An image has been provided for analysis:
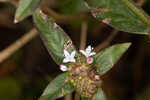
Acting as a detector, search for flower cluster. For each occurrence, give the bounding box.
[59,45,96,71]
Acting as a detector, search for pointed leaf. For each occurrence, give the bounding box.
[33,9,77,64]
[15,0,41,22]
[94,43,131,75]
[39,73,75,100]
[92,88,106,100]
[85,0,150,34]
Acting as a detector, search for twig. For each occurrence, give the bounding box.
[80,21,88,50]
[0,28,38,63]
[0,0,18,7]
[74,92,80,100]
[92,23,107,38]
[94,30,119,52]
[65,93,72,100]
[136,0,145,6]
[0,0,9,2]
[41,6,89,24]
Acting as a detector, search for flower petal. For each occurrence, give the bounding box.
[70,58,76,62]
[89,52,96,56]
[80,50,88,57]
[86,46,92,54]
[71,51,76,58]
[63,58,70,63]
[64,50,70,57]
[86,45,92,51]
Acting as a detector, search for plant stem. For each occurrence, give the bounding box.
[136,0,145,6]
[75,93,81,100]
[80,21,88,50]
[0,28,38,63]
[65,93,72,100]
[92,23,107,38]
[74,21,88,100]
[94,30,119,52]
[0,0,18,7]
[41,6,89,24]
[0,0,9,2]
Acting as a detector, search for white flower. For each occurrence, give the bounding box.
[63,50,76,63]
[80,45,96,58]
[60,65,68,71]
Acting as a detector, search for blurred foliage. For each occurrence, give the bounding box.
[86,0,150,34]
[33,9,131,99]
[57,0,88,15]
[0,0,150,100]
[0,77,21,100]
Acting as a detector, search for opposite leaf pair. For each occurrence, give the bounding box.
[33,9,131,100]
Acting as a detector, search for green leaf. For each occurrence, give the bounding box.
[92,88,106,100]
[15,0,41,23]
[58,0,88,15]
[33,9,77,64]
[94,43,131,75]
[85,0,150,34]
[39,73,75,100]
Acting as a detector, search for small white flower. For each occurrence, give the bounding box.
[60,65,68,71]
[63,50,76,63]
[80,45,96,58]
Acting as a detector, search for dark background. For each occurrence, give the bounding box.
[0,0,150,100]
